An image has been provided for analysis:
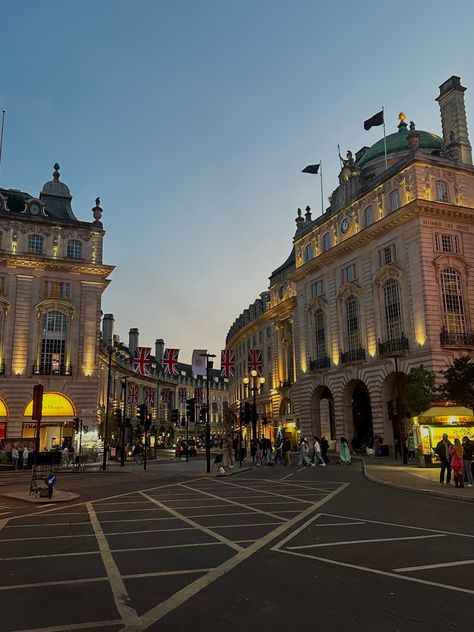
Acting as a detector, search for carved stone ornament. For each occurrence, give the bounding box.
[92,197,103,222]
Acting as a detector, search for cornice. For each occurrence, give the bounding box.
[227,296,296,348]
[1,254,114,277]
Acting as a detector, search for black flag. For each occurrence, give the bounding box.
[364,110,384,131]
[302,164,320,174]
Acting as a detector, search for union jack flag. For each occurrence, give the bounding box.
[128,384,138,405]
[144,387,156,407]
[194,387,203,405]
[163,348,179,376]
[134,347,151,376]
[161,388,172,404]
[178,387,187,404]
[248,348,263,376]
[220,349,235,378]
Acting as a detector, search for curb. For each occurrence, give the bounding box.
[3,490,80,504]
[360,458,474,503]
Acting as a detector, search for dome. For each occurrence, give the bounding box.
[41,163,71,198]
[357,122,442,167]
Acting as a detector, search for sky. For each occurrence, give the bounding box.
[1,0,474,364]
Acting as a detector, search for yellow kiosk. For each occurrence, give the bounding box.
[412,405,474,465]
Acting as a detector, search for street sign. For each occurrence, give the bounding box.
[45,474,57,486]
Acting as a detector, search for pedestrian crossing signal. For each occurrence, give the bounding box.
[199,405,207,423]
[171,409,179,425]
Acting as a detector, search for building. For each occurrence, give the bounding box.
[0,163,114,450]
[98,316,228,451]
[225,75,474,452]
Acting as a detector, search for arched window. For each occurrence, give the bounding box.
[441,268,466,333]
[280,398,292,416]
[305,243,313,262]
[363,205,375,228]
[67,239,82,259]
[314,308,326,360]
[345,295,360,352]
[384,279,402,340]
[436,181,449,203]
[28,234,44,255]
[322,232,331,252]
[40,311,68,375]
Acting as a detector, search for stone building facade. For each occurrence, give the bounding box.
[225,76,474,450]
[0,164,113,449]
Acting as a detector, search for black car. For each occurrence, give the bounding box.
[175,440,197,457]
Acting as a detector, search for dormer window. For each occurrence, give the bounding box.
[436,181,449,203]
[67,239,82,259]
[389,189,400,213]
[27,234,44,255]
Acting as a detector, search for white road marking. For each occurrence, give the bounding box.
[86,502,141,628]
[280,473,293,480]
[9,619,123,632]
[394,559,474,573]
[287,534,445,550]
[297,468,305,472]
[209,479,322,505]
[0,576,107,590]
[313,521,366,527]
[123,568,214,579]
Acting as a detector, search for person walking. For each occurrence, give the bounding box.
[11,446,19,470]
[223,434,233,469]
[133,443,142,465]
[298,437,314,466]
[461,436,473,487]
[338,437,351,465]
[406,433,416,462]
[449,438,464,488]
[312,436,326,466]
[320,436,329,464]
[22,446,29,469]
[282,436,291,466]
[435,433,452,485]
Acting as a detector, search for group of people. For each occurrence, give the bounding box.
[435,434,474,488]
[298,436,331,466]
[10,445,30,469]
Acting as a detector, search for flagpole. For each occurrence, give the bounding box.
[319,160,324,215]
[383,106,388,170]
[0,110,5,180]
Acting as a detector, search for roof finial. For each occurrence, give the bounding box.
[53,163,60,181]
[93,196,103,223]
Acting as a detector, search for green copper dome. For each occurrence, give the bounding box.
[357,122,442,167]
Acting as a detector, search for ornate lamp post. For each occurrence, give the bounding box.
[243,370,265,441]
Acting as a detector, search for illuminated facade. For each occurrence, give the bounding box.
[0,164,113,449]
[226,76,474,450]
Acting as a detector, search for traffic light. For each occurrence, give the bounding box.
[186,398,195,422]
[137,403,147,424]
[83,425,89,433]
[114,408,122,424]
[244,402,251,423]
[199,405,207,423]
[181,416,186,427]
[171,409,179,425]
[73,418,80,433]
[145,415,151,430]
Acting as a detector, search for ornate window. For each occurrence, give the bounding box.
[67,239,82,259]
[363,205,375,228]
[40,311,68,375]
[311,279,324,298]
[27,234,44,255]
[435,233,459,254]
[389,189,400,213]
[436,180,449,203]
[322,232,331,252]
[440,268,466,334]
[43,280,70,299]
[384,279,402,340]
[314,308,326,360]
[342,263,357,283]
[345,295,360,352]
[378,243,397,266]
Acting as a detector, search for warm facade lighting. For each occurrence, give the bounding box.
[24,392,75,417]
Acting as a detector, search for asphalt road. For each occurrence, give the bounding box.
[0,460,472,632]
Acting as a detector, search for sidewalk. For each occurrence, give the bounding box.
[360,456,474,502]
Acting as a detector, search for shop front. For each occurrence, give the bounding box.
[0,399,7,448]
[23,392,76,451]
[412,406,474,466]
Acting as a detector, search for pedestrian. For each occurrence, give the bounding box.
[255,444,263,466]
[435,433,452,486]
[338,437,351,465]
[274,435,283,464]
[406,433,416,462]
[265,437,273,464]
[232,436,239,463]
[320,436,329,464]
[449,438,464,489]
[282,436,291,466]
[22,446,29,469]
[461,436,473,487]
[298,437,314,466]
[250,438,257,463]
[133,443,142,465]
[223,434,233,469]
[312,436,326,466]
[11,446,19,469]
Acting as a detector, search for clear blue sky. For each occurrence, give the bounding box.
[2,1,474,363]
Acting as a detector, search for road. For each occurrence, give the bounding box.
[0,459,472,632]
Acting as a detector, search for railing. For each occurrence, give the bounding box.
[340,348,366,364]
[378,335,409,355]
[309,356,331,371]
[33,364,73,376]
[440,328,474,347]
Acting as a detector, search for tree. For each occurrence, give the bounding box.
[405,365,438,416]
[440,355,474,408]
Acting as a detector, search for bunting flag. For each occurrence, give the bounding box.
[128,384,138,405]
[144,387,156,407]
[163,348,180,376]
[191,349,207,376]
[178,387,187,404]
[194,387,203,405]
[248,348,263,376]
[161,388,172,404]
[212,402,218,414]
[364,110,384,130]
[220,349,236,378]
[134,347,151,375]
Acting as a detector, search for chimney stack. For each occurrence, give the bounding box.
[155,339,165,366]
[102,314,115,346]
[436,76,472,165]
[129,328,139,357]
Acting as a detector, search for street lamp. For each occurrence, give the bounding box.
[243,369,265,441]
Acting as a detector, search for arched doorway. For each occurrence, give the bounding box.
[343,380,373,448]
[278,397,297,449]
[311,386,335,444]
[381,370,407,452]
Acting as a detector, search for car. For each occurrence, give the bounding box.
[175,440,197,457]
